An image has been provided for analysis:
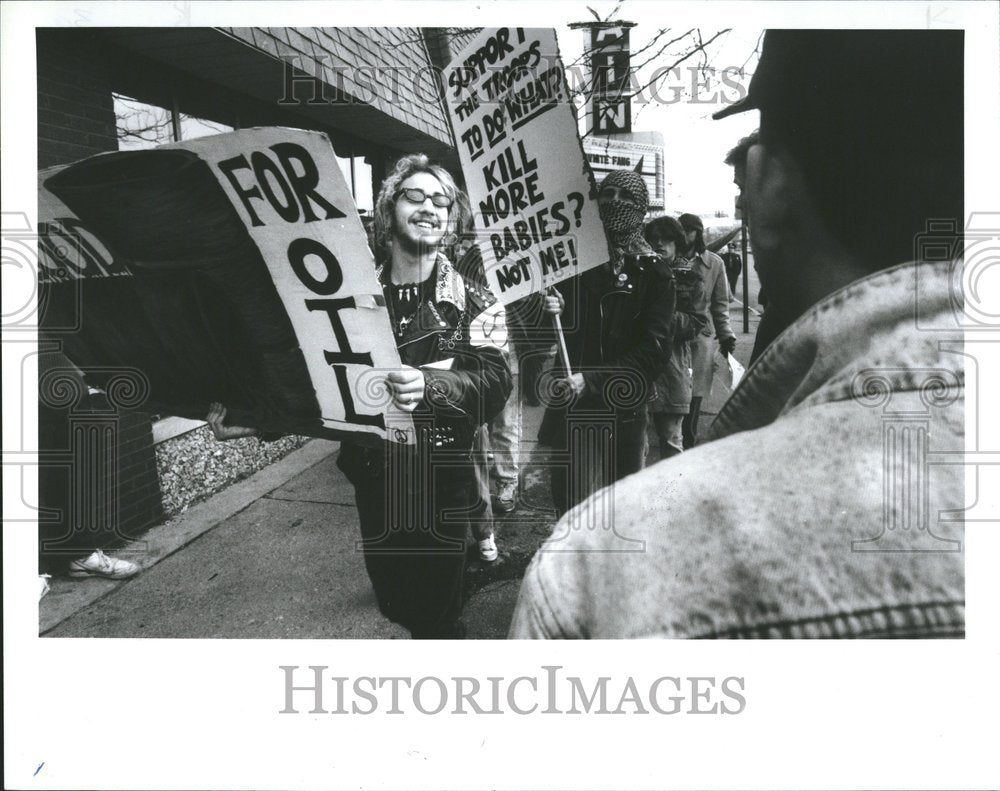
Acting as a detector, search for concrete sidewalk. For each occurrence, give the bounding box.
[41,413,555,639]
[41,300,761,640]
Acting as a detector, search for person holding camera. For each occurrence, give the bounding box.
[677,212,736,448]
[643,216,709,460]
[539,169,676,515]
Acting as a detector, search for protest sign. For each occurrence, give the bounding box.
[445,27,610,304]
[40,128,412,445]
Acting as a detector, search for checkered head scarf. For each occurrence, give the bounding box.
[598,170,651,261]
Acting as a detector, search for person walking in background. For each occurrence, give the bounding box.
[678,212,736,448]
[455,238,554,562]
[721,241,742,297]
[483,293,550,518]
[643,216,708,460]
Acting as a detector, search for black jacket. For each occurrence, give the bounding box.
[383,256,511,431]
[556,253,677,410]
[339,254,511,486]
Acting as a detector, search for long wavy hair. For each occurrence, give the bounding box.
[372,154,471,262]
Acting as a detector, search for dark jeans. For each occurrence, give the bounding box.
[344,446,475,638]
[549,408,648,516]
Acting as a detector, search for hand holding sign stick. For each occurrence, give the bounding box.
[542,286,572,377]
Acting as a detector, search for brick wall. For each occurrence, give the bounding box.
[37,29,117,168]
[37,33,163,553]
[37,364,164,570]
[221,26,455,146]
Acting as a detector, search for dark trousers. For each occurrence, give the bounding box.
[346,448,475,638]
[682,396,703,449]
[549,408,648,516]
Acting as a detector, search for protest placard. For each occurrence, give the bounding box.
[445,27,610,304]
[40,128,412,445]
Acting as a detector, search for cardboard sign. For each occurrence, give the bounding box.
[445,27,610,303]
[40,128,412,445]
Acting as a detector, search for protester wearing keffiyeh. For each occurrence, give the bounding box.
[539,169,676,515]
[597,169,654,266]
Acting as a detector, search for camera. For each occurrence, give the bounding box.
[670,261,702,312]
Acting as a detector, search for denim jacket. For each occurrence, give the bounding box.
[510,260,965,638]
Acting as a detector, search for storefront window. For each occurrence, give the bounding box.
[177,113,234,141]
[114,93,174,150]
[114,93,234,150]
[353,156,374,213]
[335,153,375,214]
[336,154,353,193]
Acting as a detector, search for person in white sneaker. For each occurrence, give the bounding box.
[67,549,141,580]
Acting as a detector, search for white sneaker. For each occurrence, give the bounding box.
[478,535,498,562]
[39,574,52,600]
[67,549,140,580]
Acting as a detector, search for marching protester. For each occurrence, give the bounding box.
[677,212,736,448]
[643,215,708,460]
[539,168,676,515]
[339,154,511,637]
[210,154,511,639]
[485,293,554,516]
[510,29,964,639]
[454,239,550,561]
[721,241,742,298]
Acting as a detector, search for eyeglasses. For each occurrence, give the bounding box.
[395,187,454,209]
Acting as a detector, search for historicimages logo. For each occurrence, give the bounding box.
[279,666,746,716]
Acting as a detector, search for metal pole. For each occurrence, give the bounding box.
[741,217,750,334]
[552,314,573,377]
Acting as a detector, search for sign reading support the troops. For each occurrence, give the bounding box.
[40,128,413,445]
[445,27,610,304]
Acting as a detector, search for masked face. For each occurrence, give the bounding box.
[598,187,645,235]
[597,171,649,247]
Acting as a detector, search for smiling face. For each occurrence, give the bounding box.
[391,172,452,253]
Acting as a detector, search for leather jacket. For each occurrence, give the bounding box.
[556,253,677,410]
[338,255,511,482]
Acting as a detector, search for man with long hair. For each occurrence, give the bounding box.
[339,154,511,638]
[210,154,511,638]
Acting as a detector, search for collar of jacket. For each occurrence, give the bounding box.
[376,252,466,312]
[707,259,963,442]
[693,250,717,269]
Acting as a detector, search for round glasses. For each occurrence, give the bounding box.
[395,187,454,209]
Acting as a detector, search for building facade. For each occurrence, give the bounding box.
[583,131,666,213]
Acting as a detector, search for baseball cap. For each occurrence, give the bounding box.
[713,29,963,126]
